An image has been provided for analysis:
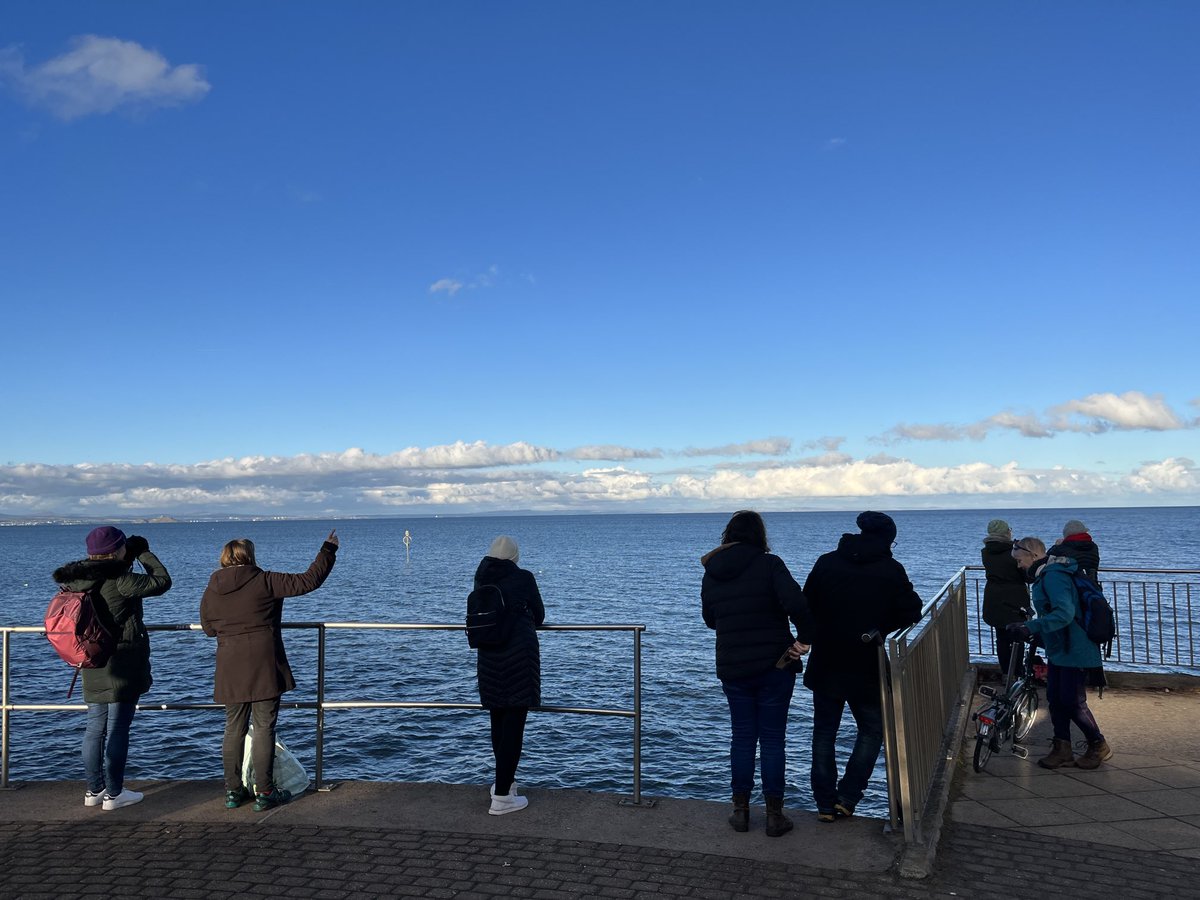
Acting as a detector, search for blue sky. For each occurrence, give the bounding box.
[2,1,1198,517]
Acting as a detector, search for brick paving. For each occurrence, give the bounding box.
[4,818,1200,899]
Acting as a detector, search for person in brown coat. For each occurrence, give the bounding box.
[200,530,339,810]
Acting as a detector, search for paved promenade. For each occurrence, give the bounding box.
[2,684,1199,898]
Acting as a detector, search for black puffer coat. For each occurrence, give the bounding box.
[473,556,545,709]
[981,539,1030,627]
[700,543,813,683]
[51,551,172,704]
[802,533,921,701]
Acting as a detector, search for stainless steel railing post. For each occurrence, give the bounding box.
[2,630,10,789]
[633,627,642,805]
[316,624,326,791]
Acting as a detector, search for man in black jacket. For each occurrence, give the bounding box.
[802,511,921,822]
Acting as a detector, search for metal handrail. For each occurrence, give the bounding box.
[1,621,647,802]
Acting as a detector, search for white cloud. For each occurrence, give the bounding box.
[1,35,210,120]
[683,437,792,457]
[567,445,662,461]
[878,391,1193,444]
[429,278,463,296]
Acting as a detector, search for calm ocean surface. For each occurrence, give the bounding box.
[2,507,1196,814]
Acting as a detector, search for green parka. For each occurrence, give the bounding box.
[51,551,173,703]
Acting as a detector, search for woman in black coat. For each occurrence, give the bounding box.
[472,535,545,815]
[701,511,812,837]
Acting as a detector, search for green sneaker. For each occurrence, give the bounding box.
[225,786,251,809]
[253,786,293,811]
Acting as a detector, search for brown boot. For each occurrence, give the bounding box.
[764,795,793,837]
[1038,737,1076,769]
[1075,738,1113,770]
[728,792,749,832]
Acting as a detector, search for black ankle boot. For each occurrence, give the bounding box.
[728,792,750,832]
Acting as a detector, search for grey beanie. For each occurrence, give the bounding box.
[487,535,519,562]
[986,519,1012,539]
[1063,519,1089,538]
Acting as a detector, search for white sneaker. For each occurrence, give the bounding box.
[489,782,519,798]
[488,792,529,816]
[84,790,105,808]
[102,789,144,811]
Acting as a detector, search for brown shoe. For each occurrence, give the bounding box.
[1075,739,1113,770]
[1037,738,1076,769]
[728,792,750,832]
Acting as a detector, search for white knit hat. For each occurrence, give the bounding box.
[1063,519,1089,538]
[487,535,519,562]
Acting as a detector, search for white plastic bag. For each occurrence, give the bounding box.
[242,724,311,796]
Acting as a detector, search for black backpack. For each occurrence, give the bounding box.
[1072,573,1116,658]
[465,584,508,649]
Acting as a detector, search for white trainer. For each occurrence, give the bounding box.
[84,790,104,808]
[102,789,144,811]
[488,792,529,816]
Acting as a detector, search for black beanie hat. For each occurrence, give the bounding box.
[856,510,897,543]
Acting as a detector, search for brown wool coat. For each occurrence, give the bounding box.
[199,542,337,704]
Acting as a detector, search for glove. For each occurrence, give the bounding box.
[1005,622,1033,642]
[124,535,150,559]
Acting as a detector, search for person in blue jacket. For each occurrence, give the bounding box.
[1007,536,1112,770]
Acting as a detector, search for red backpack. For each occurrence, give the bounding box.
[44,586,115,698]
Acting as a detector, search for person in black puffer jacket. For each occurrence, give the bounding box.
[701,511,813,837]
[981,518,1031,676]
[803,511,921,823]
[473,535,545,815]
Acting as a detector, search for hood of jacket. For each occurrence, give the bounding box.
[476,555,518,584]
[834,532,893,565]
[52,557,129,587]
[982,538,1014,555]
[206,565,265,595]
[1033,554,1079,583]
[701,542,764,581]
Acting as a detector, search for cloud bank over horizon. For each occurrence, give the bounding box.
[2,441,1196,519]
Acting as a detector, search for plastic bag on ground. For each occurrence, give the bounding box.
[242,724,311,796]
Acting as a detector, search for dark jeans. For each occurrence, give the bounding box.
[994,627,1025,680]
[83,701,137,796]
[810,690,884,813]
[1046,664,1103,744]
[223,697,281,792]
[720,666,796,798]
[490,706,528,796]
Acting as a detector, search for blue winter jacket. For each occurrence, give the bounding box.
[1025,556,1102,669]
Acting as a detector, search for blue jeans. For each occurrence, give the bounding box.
[721,667,796,798]
[810,690,884,813]
[83,701,137,796]
[1046,664,1103,744]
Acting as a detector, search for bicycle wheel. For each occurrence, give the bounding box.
[973,733,993,772]
[1014,687,1039,742]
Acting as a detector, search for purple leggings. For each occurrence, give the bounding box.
[1046,663,1103,744]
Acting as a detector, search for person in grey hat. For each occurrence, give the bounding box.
[981,519,1031,676]
[1048,519,1101,584]
[801,511,921,823]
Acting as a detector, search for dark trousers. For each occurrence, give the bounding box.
[490,706,528,796]
[1046,664,1103,744]
[810,690,884,813]
[223,697,281,792]
[994,627,1025,679]
[720,666,796,798]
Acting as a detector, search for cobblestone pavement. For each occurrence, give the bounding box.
[4,818,1200,899]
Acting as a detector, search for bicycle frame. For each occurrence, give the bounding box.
[971,640,1041,772]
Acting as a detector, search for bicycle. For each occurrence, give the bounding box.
[971,638,1041,772]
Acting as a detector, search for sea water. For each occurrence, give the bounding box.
[2,507,1195,814]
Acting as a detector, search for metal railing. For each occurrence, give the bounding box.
[965,567,1200,670]
[1,621,648,802]
[882,568,972,843]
